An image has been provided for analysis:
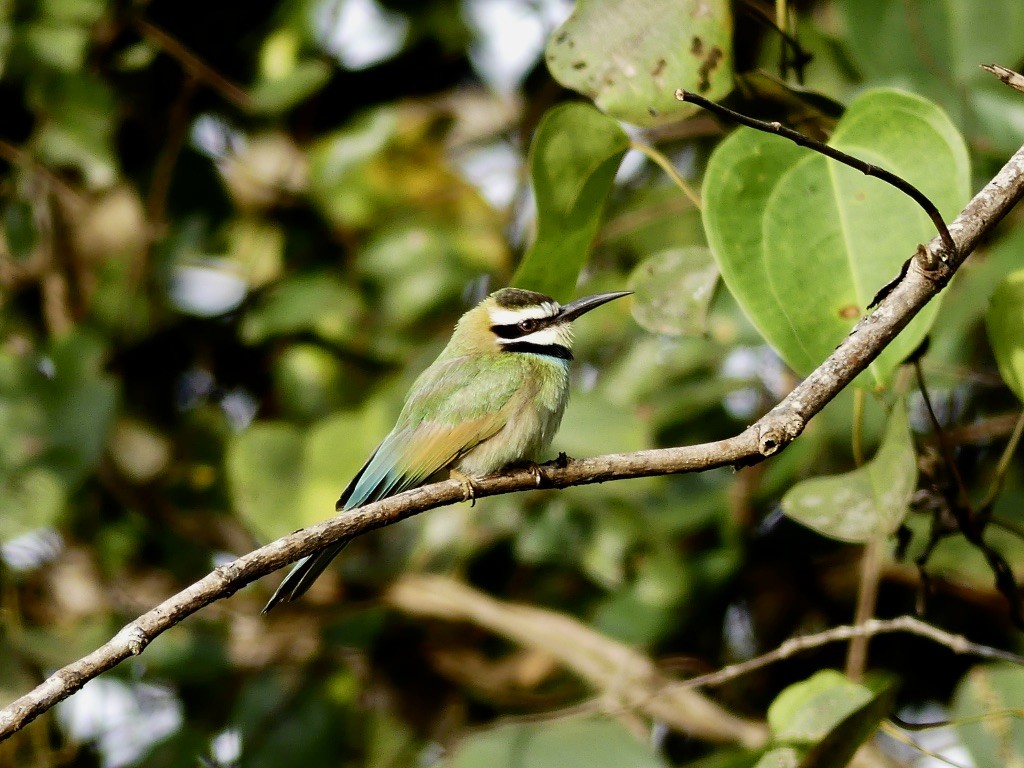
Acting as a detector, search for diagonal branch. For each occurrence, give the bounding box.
[2,144,1024,743]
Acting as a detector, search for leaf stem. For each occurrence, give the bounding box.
[628,140,702,209]
[977,410,1024,518]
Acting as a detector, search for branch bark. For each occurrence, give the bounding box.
[2,143,1024,743]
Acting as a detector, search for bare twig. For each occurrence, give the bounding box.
[977,411,1024,515]
[675,89,957,259]
[134,17,252,111]
[678,615,1024,690]
[846,536,884,681]
[385,575,769,747]
[2,141,1024,743]
[981,64,1024,95]
[915,359,974,516]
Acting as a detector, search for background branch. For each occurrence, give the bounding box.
[2,143,1024,743]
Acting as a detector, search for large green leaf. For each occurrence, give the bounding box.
[512,103,628,300]
[986,268,1024,403]
[757,670,896,768]
[839,0,1024,156]
[445,718,669,768]
[703,89,970,387]
[545,0,733,127]
[781,402,916,543]
[953,664,1024,768]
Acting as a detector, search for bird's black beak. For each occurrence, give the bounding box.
[558,291,632,322]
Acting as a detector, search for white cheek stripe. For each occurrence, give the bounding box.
[488,303,560,326]
[497,325,571,347]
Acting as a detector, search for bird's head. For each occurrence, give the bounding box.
[452,287,631,360]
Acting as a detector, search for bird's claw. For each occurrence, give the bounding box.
[527,461,543,487]
[451,470,478,507]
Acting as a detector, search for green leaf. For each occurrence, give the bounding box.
[512,103,628,300]
[0,466,66,542]
[953,664,1024,768]
[445,718,669,768]
[703,89,970,387]
[838,0,1024,155]
[760,670,896,768]
[2,200,39,260]
[30,72,118,187]
[249,60,332,115]
[781,402,916,543]
[22,23,89,72]
[986,268,1024,404]
[227,402,393,541]
[627,247,719,336]
[0,331,116,542]
[241,273,362,345]
[545,0,733,127]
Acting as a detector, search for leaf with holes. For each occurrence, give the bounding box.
[703,89,970,387]
[545,0,733,127]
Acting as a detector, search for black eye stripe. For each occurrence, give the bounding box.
[490,316,557,339]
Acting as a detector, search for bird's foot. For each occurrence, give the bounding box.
[450,469,479,507]
[526,461,543,487]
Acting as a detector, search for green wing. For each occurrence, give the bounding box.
[340,354,523,510]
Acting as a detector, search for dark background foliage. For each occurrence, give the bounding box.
[2,0,1024,766]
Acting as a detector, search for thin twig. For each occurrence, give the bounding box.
[134,17,252,111]
[977,411,1024,517]
[914,359,974,518]
[2,133,1024,744]
[845,536,883,681]
[914,362,1024,626]
[678,615,1024,690]
[981,64,1024,95]
[880,722,969,768]
[674,90,957,259]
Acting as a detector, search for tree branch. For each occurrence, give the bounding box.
[2,143,1024,743]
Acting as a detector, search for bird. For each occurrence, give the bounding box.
[263,286,631,612]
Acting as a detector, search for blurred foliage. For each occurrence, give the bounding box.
[1,1,1024,767]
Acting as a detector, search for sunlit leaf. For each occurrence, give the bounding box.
[249,60,332,115]
[446,718,669,768]
[241,273,362,345]
[628,247,719,336]
[953,664,1024,768]
[986,268,1024,403]
[839,0,1024,155]
[545,0,733,127]
[782,402,916,543]
[227,401,393,541]
[758,670,895,768]
[513,103,628,300]
[703,89,970,387]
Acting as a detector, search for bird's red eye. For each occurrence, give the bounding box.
[519,318,537,332]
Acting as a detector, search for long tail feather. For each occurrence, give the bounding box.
[262,540,349,613]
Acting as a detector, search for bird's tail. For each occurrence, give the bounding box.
[262,540,349,613]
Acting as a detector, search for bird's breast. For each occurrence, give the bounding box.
[455,357,569,476]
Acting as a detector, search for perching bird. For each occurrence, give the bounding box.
[263,287,631,612]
